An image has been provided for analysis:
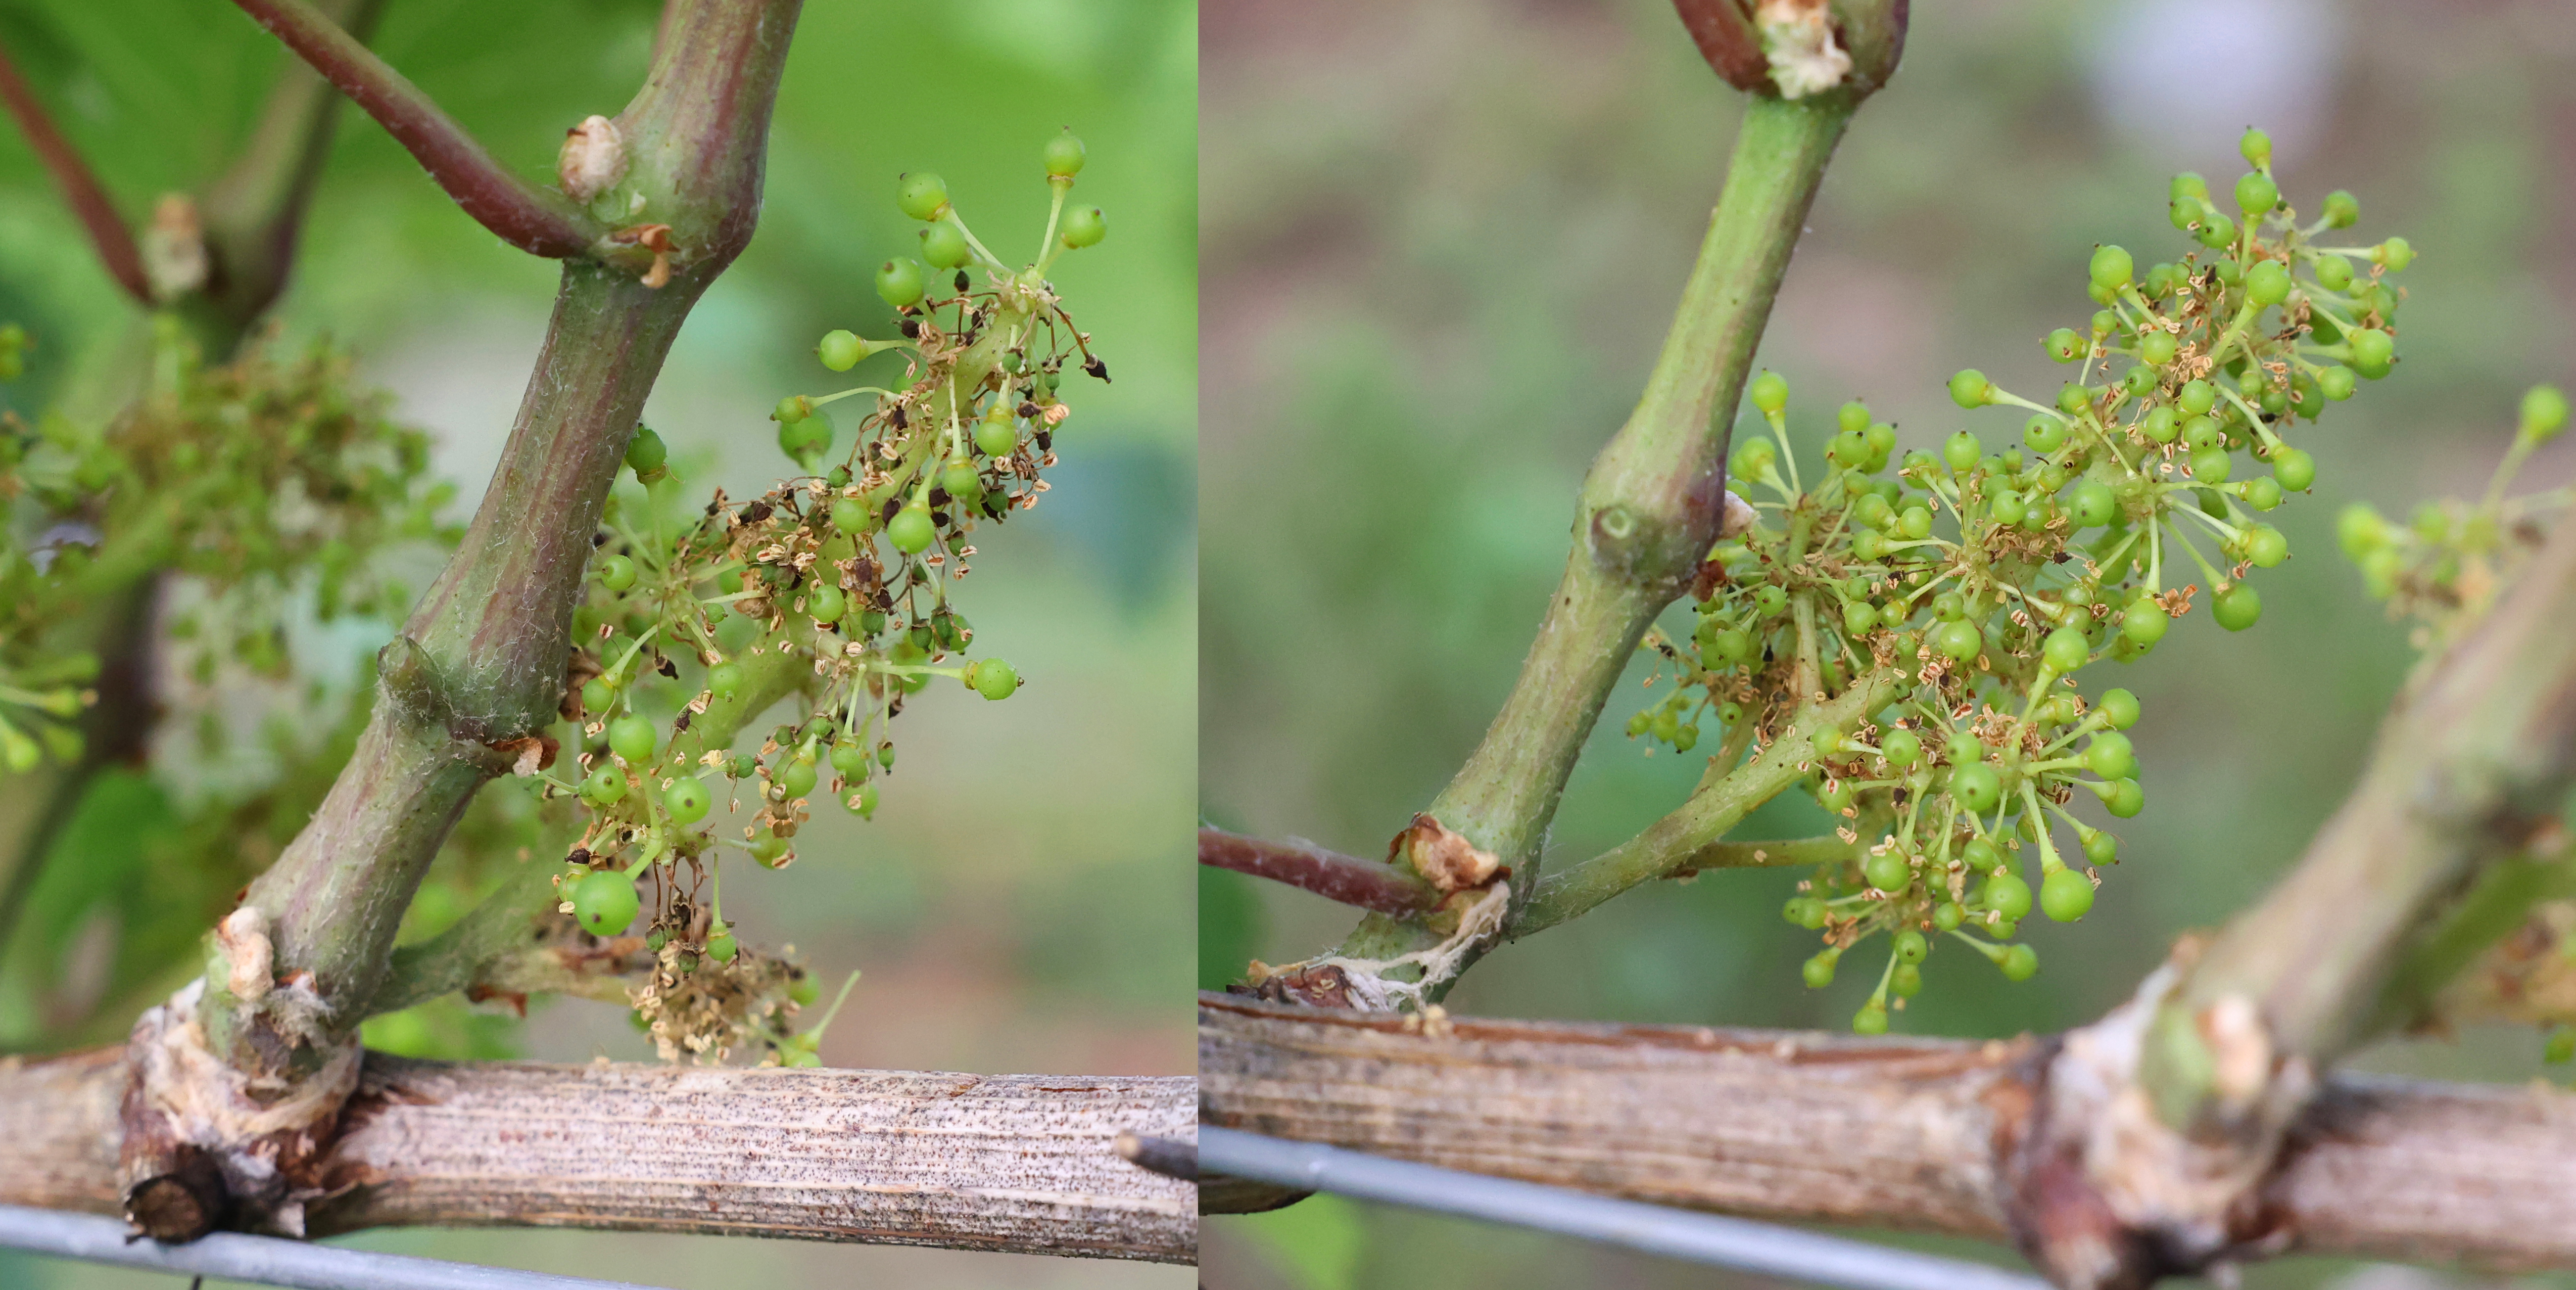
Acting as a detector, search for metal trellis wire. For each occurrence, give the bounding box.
[0,1204,671,1290]
[1200,1127,2052,1290]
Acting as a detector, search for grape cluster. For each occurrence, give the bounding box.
[0,321,450,773]
[2336,384,2568,651]
[1633,128,2411,1032]
[543,133,1109,1062]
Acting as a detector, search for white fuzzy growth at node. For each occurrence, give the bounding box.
[217,907,271,1004]
[1756,0,1851,100]
[558,115,629,204]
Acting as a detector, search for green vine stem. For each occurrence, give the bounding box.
[2141,510,2576,1125]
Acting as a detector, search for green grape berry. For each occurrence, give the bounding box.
[974,411,1018,457]
[1748,371,1788,414]
[2246,525,2289,568]
[666,777,711,824]
[2314,253,2354,292]
[2103,776,2144,818]
[581,677,617,714]
[777,754,819,800]
[707,933,738,964]
[2245,260,2291,308]
[1044,129,1086,177]
[2321,189,2360,228]
[1933,619,1982,665]
[2086,731,2136,780]
[818,330,864,372]
[572,869,640,938]
[920,219,971,269]
[2067,479,2116,529]
[2042,626,2089,674]
[1893,929,1928,963]
[624,425,667,476]
[580,765,628,806]
[596,555,637,593]
[896,172,950,221]
[2082,828,2118,866]
[708,661,745,698]
[1942,431,1982,473]
[1963,838,2003,873]
[1983,871,2032,920]
[807,584,846,624]
[2546,1026,2576,1065]
[1948,370,1994,409]
[1891,962,1924,998]
[2189,444,2231,484]
[968,657,1020,700]
[1851,1003,1889,1035]
[2238,126,2272,169]
[875,257,927,308]
[2178,379,2217,416]
[1864,849,1913,894]
[608,715,656,764]
[2234,171,2278,217]
[2375,237,2414,271]
[1802,949,1840,988]
[2349,328,2395,379]
[830,496,870,534]
[2098,687,2139,730]
[2088,244,2133,292]
[1061,205,1107,249]
[2273,447,2316,491]
[2040,867,2094,922]
[1880,727,1922,769]
[2045,328,2084,363]
[2122,597,2169,646]
[2212,582,2262,631]
[1951,762,2002,813]
[2024,416,2066,454]
[1933,901,1965,932]
[2000,943,2039,981]
[2139,330,2179,366]
[2522,385,2570,443]
[887,502,936,554]
[1783,896,1827,930]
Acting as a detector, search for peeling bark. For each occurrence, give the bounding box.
[1199,994,2576,1270]
[6,1047,1195,1263]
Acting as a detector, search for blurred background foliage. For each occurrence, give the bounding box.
[0,0,1194,1286]
[1200,0,2574,1286]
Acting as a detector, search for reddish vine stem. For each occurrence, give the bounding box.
[0,38,150,302]
[1201,827,1438,916]
[223,0,599,258]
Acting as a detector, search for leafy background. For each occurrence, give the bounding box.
[0,0,1195,1286]
[1200,0,2576,1286]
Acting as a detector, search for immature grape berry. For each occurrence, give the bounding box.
[2045,328,2083,363]
[580,766,628,806]
[974,412,1017,457]
[2314,253,2354,292]
[1933,901,1965,932]
[1843,601,1879,634]
[2521,385,2570,442]
[849,782,879,817]
[1963,838,2003,873]
[2246,525,2289,568]
[2196,213,2236,249]
[2086,732,2136,779]
[2245,260,2291,308]
[2042,626,2089,675]
[818,330,864,372]
[2121,597,2169,646]
[706,934,738,964]
[1783,896,1827,929]
[1043,129,1086,177]
[2212,583,2262,631]
[2272,447,2316,491]
[2024,416,2066,454]
[2138,330,2178,366]
[1892,929,1928,963]
[2067,480,2116,529]
[967,658,1020,700]
[829,496,870,534]
[1802,949,1840,988]
[1851,1003,1889,1036]
[940,456,982,499]
[582,677,617,714]
[624,425,667,476]
[2375,238,2414,271]
[920,219,971,270]
[2000,943,2039,981]
[1951,762,2002,813]
[1864,849,1912,894]
[572,869,640,937]
[1061,205,1107,249]
[2082,828,2118,866]
[2349,328,2395,379]
[1880,727,1922,769]
[807,584,847,624]
[778,755,819,800]
[2234,172,2278,217]
[2321,189,2360,228]
[2179,379,2217,416]
[896,172,950,221]
[1730,436,1777,480]
[1983,871,2032,920]
[2085,245,2133,294]
[875,256,927,308]
[887,502,936,554]
[666,778,712,824]
[1948,370,1995,409]
[708,661,745,698]
[1942,431,1981,472]
[2189,444,2232,484]
[608,715,656,764]
[1748,371,1789,414]
[2238,126,2272,169]
[2104,777,2144,818]
[596,555,637,593]
[2040,867,2094,922]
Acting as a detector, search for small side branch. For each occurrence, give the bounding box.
[223,0,596,258]
[0,38,149,302]
[1201,827,1439,916]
